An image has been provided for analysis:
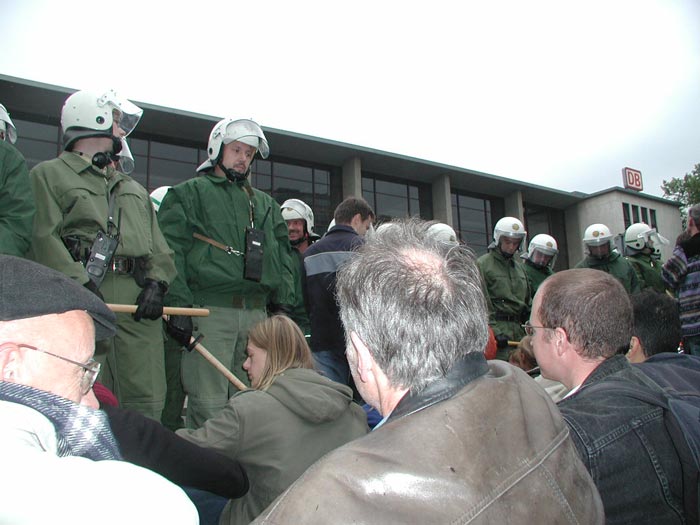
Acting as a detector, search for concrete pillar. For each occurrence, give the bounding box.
[504,190,525,220]
[432,174,453,225]
[342,157,362,198]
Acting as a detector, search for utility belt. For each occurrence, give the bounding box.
[194,292,268,310]
[494,312,528,323]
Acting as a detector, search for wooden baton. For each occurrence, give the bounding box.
[106,304,210,317]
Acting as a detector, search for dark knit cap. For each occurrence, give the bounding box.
[0,255,116,340]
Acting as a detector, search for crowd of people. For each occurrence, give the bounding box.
[1,90,699,524]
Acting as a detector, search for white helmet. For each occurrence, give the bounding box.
[583,223,613,247]
[493,217,526,246]
[526,233,558,268]
[61,89,142,150]
[149,186,171,212]
[624,222,669,252]
[197,118,269,172]
[427,222,458,244]
[0,103,17,144]
[281,198,317,237]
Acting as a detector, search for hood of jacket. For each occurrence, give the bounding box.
[265,368,355,424]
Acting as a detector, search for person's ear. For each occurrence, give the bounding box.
[627,336,646,363]
[349,331,373,383]
[0,343,23,382]
[553,327,569,357]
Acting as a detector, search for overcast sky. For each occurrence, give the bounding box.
[3,0,699,197]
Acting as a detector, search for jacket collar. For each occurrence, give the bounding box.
[681,232,700,258]
[388,352,489,423]
[580,354,629,388]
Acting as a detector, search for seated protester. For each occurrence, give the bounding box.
[529,268,687,524]
[0,255,197,524]
[627,289,682,363]
[176,315,368,525]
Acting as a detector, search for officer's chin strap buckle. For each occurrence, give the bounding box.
[185,333,204,353]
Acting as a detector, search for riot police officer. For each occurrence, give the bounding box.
[28,89,176,420]
[477,217,531,360]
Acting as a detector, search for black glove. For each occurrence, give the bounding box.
[133,279,166,321]
[166,315,194,347]
[84,280,104,301]
[267,303,293,316]
[495,334,510,350]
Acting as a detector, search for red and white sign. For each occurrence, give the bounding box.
[622,167,643,191]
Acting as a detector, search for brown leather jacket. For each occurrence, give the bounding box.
[252,354,604,524]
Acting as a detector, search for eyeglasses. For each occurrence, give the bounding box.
[16,344,100,395]
[521,322,556,337]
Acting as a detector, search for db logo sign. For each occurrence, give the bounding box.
[622,167,643,191]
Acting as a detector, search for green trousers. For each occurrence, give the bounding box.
[95,272,166,421]
[161,330,186,431]
[181,305,267,429]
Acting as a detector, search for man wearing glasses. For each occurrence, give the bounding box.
[528,268,688,524]
[0,254,198,524]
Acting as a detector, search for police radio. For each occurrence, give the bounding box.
[85,208,121,288]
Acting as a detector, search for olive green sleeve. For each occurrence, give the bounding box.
[157,188,195,306]
[0,143,35,257]
[28,167,89,283]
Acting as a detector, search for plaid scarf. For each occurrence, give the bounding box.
[0,381,122,461]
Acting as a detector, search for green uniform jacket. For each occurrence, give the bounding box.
[157,174,295,307]
[477,249,531,341]
[626,253,665,293]
[522,260,554,298]
[176,368,368,525]
[28,152,175,285]
[575,249,641,294]
[0,140,35,256]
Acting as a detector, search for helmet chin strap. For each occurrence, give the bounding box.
[217,159,249,185]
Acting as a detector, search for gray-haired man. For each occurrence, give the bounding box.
[253,219,603,524]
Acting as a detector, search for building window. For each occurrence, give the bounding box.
[622,203,632,229]
[632,204,640,223]
[451,192,492,255]
[251,160,334,233]
[362,175,422,222]
[623,202,657,230]
[641,207,649,225]
[12,118,61,169]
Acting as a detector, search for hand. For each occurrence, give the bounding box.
[133,279,166,321]
[268,303,293,316]
[166,315,194,347]
[495,334,510,350]
[84,280,104,301]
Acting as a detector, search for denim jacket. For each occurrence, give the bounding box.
[558,355,685,524]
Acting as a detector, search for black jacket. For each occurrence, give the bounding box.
[104,404,249,499]
[302,225,363,354]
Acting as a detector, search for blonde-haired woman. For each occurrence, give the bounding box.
[177,315,368,525]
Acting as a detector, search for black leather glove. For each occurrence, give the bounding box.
[495,334,510,350]
[267,303,293,316]
[133,279,166,321]
[166,315,194,347]
[84,280,104,301]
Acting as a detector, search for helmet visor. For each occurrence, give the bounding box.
[221,119,269,159]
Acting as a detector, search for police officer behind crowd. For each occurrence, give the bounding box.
[521,233,558,296]
[158,118,296,429]
[0,103,35,257]
[575,223,640,294]
[281,198,319,336]
[27,89,176,421]
[477,217,531,360]
[624,222,668,293]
